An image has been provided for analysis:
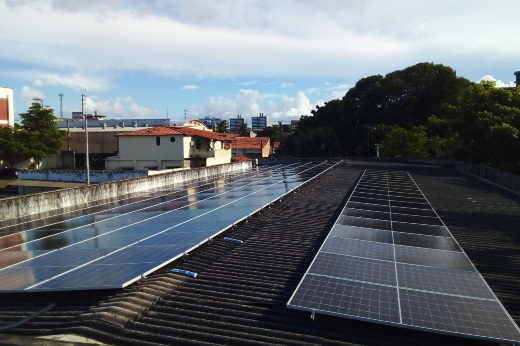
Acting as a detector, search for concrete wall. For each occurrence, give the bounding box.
[40,151,75,169]
[17,170,148,183]
[1,161,251,220]
[56,118,170,129]
[455,161,520,194]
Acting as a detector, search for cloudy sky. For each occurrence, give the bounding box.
[0,0,518,124]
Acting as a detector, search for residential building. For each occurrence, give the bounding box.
[290,119,300,130]
[198,116,221,130]
[105,124,233,170]
[229,115,245,132]
[230,136,270,158]
[0,87,14,128]
[251,113,269,131]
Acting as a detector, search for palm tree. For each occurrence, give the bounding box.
[238,123,251,136]
[216,120,229,133]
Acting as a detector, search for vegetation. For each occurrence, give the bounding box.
[215,120,229,133]
[0,98,65,168]
[238,123,251,137]
[292,62,520,173]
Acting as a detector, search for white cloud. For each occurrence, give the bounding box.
[181,85,199,90]
[19,86,45,106]
[281,82,294,88]
[81,96,151,118]
[191,89,318,122]
[30,73,110,91]
[478,75,515,88]
[238,80,258,85]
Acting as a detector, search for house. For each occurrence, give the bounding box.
[105,123,233,170]
[229,136,270,158]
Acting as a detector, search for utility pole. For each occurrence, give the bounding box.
[59,93,64,118]
[367,125,370,158]
[183,109,188,120]
[82,94,90,185]
[278,120,283,141]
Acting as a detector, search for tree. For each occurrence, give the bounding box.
[294,126,341,157]
[256,126,280,143]
[18,98,65,167]
[215,120,229,133]
[439,81,520,172]
[238,122,251,136]
[379,126,430,159]
[0,126,45,168]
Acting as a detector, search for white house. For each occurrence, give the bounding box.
[105,122,233,170]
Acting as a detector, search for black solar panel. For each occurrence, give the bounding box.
[288,170,520,344]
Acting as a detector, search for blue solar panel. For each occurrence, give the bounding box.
[0,161,339,292]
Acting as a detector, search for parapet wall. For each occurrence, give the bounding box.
[0,161,251,220]
[455,161,520,195]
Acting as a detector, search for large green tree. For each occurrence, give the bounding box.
[297,62,470,156]
[0,98,65,168]
[0,125,45,168]
[439,81,520,172]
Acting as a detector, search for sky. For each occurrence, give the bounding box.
[0,0,518,125]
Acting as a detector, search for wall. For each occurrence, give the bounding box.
[455,161,520,194]
[119,135,184,161]
[1,161,251,220]
[0,87,14,128]
[40,151,75,169]
[61,131,120,154]
[17,170,148,183]
[56,118,170,129]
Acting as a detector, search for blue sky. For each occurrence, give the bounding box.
[0,0,518,125]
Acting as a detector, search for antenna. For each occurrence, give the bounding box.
[59,93,64,118]
[167,108,169,119]
[183,109,188,120]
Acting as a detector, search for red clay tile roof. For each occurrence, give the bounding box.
[115,126,232,141]
[231,136,270,149]
[273,141,281,148]
[231,156,252,162]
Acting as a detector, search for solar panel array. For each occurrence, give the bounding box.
[0,161,338,292]
[288,170,520,344]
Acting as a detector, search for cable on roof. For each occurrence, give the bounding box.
[224,237,243,244]
[0,303,55,332]
[172,269,197,278]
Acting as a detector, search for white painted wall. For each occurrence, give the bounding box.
[106,134,231,169]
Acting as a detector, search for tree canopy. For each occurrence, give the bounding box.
[0,98,65,168]
[215,120,229,133]
[292,62,520,173]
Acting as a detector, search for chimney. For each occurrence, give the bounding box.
[515,71,520,88]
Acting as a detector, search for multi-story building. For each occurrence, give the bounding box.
[229,115,245,132]
[0,87,14,128]
[199,116,221,130]
[251,113,269,131]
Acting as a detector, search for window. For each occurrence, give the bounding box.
[196,139,201,149]
[156,136,161,146]
[170,137,175,142]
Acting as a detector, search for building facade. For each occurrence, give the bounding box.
[105,125,233,170]
[198,116,221,130]
[229,115,245,132]
[230,136,270,158]
[251,113,269,131]
[0,87,14,128]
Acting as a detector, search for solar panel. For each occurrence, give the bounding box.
[288,170,520,344]
[0,161,339,292]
